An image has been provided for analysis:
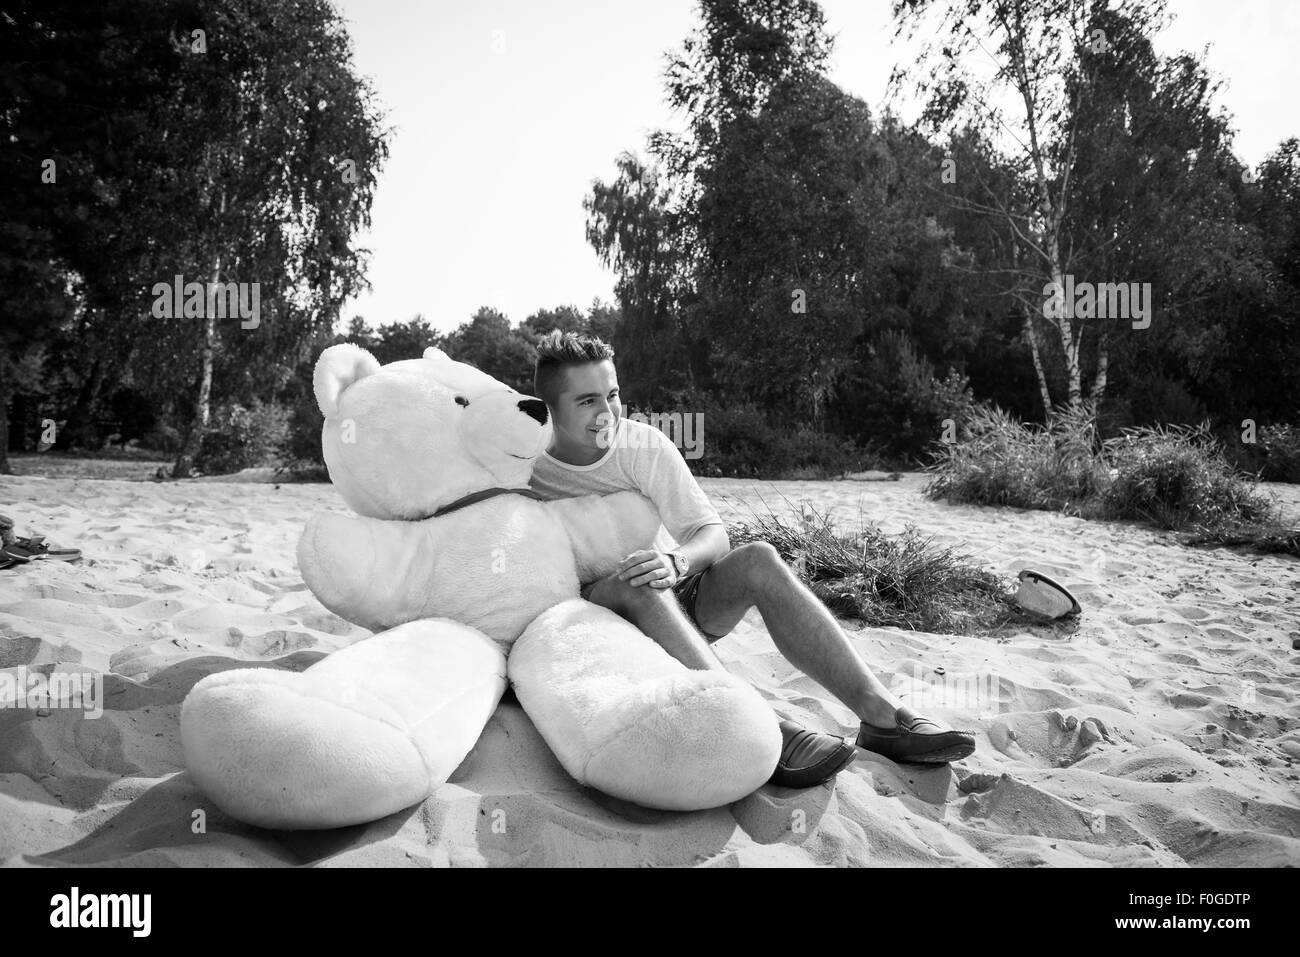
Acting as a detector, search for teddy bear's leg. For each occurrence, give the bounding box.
[181,618,506,830]
[508,599,783,812]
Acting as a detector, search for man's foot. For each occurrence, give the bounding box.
[856,706,976,764]
[768,719,857,789]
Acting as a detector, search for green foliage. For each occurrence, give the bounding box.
[1098,423,1276,530]
[518,305,591,345]
[281,353,327,468]
[0,0,388,476]
[366,316,445,366]
[9,0,1300,492]
[925,402,1106,511]
[584,153,694,407]
[691,401,874,479]
[927,405,1295,555]
[1122,375,1209,429]
[725,497,1024,633]
[1255,425,1300,483]
[140,421,184,456]
[443,308,535,394]
[835,330,975,464]
[196,399,291,475]
[275,301,621,471]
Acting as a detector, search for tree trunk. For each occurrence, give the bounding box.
[1089,338,1109,403]
[0,368,12,476]
[1022,308,1054,416]
[59,351,106,450]
[172,281,218,478]
[1046,243,1082,412]
[172,255,221,479]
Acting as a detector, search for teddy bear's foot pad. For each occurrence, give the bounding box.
[181,618,507,830]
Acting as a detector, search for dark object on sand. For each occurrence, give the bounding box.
[0,514,83,567]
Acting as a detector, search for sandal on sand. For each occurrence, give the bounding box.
[3,535,83,563]
[0,517,83,565]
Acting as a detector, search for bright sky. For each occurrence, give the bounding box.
[332,0,1300,335]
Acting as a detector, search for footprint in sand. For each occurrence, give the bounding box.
[989,710,1117,767]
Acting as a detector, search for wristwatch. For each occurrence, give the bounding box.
[667,551,690,580]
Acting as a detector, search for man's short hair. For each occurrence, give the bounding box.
[533,330,615,405]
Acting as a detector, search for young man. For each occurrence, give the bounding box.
[526,331,976,789]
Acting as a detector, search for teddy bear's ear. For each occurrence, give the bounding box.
[423,346,451,364]
[313,344,380,418]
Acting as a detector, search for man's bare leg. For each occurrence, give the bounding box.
[690,542,906,728]
[585,564,869,785]
[583,573,826,722]
[583,574,726,673]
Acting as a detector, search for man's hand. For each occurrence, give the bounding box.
[617,549,677,589]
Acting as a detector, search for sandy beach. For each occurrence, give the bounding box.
[2,471,1298,867]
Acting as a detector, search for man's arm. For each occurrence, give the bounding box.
[673,521,729,575]
[618,420,729,587]
[617,522,729,588]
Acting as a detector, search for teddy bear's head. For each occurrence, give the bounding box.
[311,344,552,520]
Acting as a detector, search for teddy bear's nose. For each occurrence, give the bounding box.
[518,398,549,425]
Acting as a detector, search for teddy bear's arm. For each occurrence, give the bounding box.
[297,511,443,633]
[543,491,662,584]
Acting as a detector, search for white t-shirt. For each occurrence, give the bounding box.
[527,417,722,555]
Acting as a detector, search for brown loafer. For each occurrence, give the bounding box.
[856,706,976,764]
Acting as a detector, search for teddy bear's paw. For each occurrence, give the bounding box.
[582,670,783,812]
[180,667,431,830]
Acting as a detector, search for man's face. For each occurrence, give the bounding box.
[549,360,621,454]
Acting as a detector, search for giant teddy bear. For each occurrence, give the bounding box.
[180,344,782,829]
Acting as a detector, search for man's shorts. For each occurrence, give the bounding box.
[580,568,728,642]
[671,569,728,642]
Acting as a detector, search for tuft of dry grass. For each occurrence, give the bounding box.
[925,404,1299,558]
[724,493,1032,634]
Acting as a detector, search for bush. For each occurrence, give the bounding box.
[139,421,183,454]
[691,401,876,479]
[834,330,975,465]
[283,383,325,468]
[1098,422,1277,529]
[927,404,1296,555]
[1257,424,1300,483]
[1125,374,1209,428]
[195,399,291,475]
[924,401,1106,511]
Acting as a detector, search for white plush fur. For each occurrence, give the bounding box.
[180,345,780,829]
[180,619,506,829]
[510,600,781,810]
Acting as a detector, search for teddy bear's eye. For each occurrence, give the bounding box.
[454,395,470,407]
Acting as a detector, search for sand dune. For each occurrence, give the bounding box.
[1,472,1297,867]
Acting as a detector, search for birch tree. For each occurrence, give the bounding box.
[892,0,1167,411]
